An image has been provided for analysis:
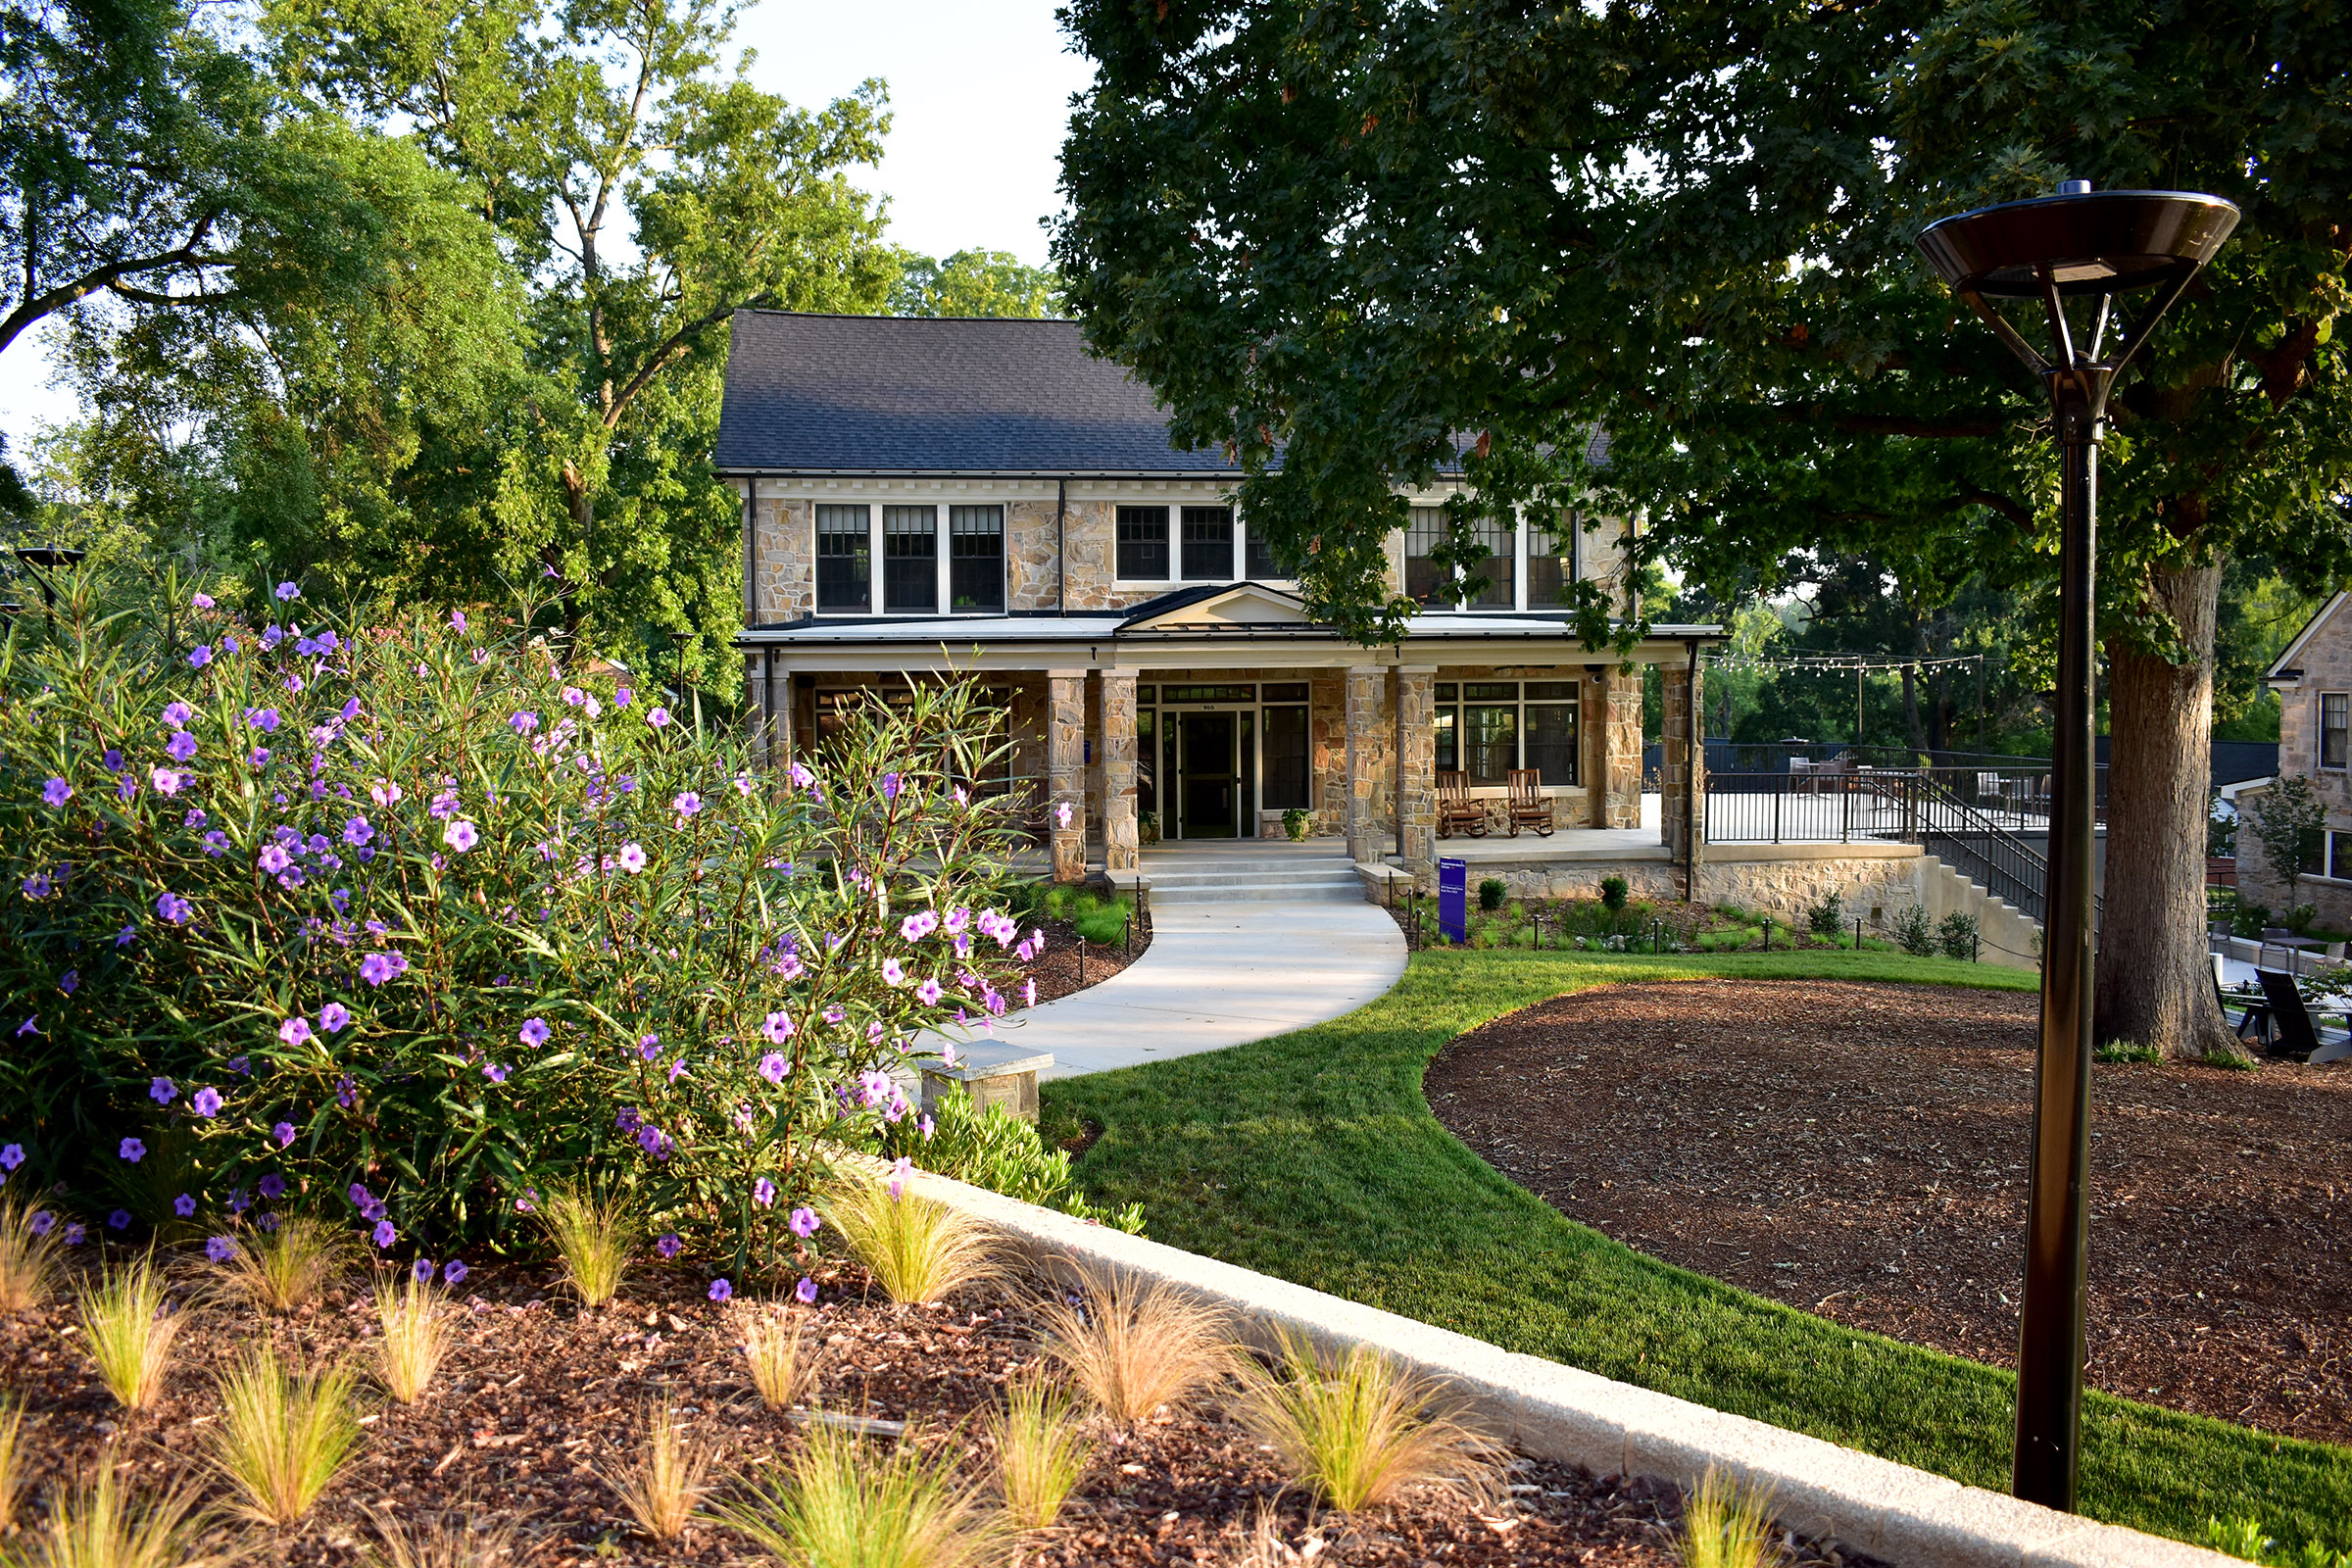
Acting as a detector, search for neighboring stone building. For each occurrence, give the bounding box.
[2244,593,2352,924]
[716,310,1720,883]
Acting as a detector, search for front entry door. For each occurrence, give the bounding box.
[1176,710,1242,839]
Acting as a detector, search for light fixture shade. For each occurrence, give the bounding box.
[1918,189,2239,299]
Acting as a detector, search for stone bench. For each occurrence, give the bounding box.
[919,1051,1054,1123]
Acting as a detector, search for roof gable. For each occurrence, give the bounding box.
[1121,582,1313,628]
[2269,592,2351,680]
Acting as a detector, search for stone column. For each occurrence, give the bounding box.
[1047,667,1089,883]
[1661,658,1704,874]
[1099,670,1139,872]
[1345,665,1387,864]
[1583,664,1609,828]
[1590,665,1642,829]
[1396,668,1437,873]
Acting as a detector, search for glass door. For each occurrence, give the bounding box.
[1174,710,1248,838]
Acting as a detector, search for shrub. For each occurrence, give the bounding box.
[1805,890,1844,939]
[2232,901,2273,940]
[211,1343,364,1525]
[2095,1040,2165,1065]
[1036,1274,1227,1423]
[1477,878,1506,912]
[1937,911,1980,961]
[1892,905,1936,958]
[1599,875,1629,911]
[77,1255,179,1410]
[1282,808,1310,841]
[363,1508,518,1568]
[1072,895,1133,947]
[820,1177,999,1305]
[874,1088,1142,1233]
[0,581,1038,1275]
[1230,1331,1494,1512]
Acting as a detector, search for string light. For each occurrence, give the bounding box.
[1704,652,1986,675]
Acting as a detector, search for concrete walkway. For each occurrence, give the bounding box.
[950,900,1407,1080]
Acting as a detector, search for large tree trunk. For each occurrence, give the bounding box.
[2094,558,2235,1058]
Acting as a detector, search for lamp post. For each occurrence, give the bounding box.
[1917,182,2237,1511]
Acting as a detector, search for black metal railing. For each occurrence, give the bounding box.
[1673,743,2107,825]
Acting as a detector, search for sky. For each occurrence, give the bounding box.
[0,0,1096,452]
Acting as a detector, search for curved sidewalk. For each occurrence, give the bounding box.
[967,900,1407,1079]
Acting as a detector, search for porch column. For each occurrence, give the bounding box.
[1345,664,1387,864]
[1661,657,1706,880]
[1588,664,1642,829]
[1047,667,1088,883]
[1396,667,1436,873]
[1099,670,1139,872]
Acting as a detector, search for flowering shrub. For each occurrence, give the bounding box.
[1,582,1039,1277]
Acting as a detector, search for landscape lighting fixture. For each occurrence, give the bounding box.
[1916,180,2237,1512]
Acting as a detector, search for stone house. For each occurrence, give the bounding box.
[716,309,1721,884]
[2245,593,2352,924]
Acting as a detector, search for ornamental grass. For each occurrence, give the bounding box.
[372,1276,452,1402]
[985,1370,1092,1531]
[1676,1468,1785,1568]
[0,1395,24,1532]
[711,1420,1004,1568]
[821,1178,998,1306]
[602,1396,717,1542]
[210,1215,350,1313]
[361,1507,517,1568]
[209,1344,364,1526]
[76,1255,179,1411]
[1035,1275,1227,1424]
[5,1464,211,1568]
[539,1185,635,1308]
[1229,1331,1495,1512]
[735,1302,806,1410]
[0,1195,63,1314]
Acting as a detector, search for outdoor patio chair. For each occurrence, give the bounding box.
[2211,954,2270,1044]
[1504,769,1554,838]
[2254,969,2352,1065]
[1436,771,1488,839]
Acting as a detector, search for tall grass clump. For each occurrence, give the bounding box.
[603,1397,716,1542]
[986,1371,1091,1531]
[0,1396,25,1532]
[0,575,1040,1272]
[210,1344,364,1525]
[76,1256,179,1411]
[211,1215,349,1312]
[821,1179,998,1306]
[1676,1468,1784,1568]
[540,1185,634,1307]
[0,1196,63,1313]
[735,1303,805,1409]
[362,1507,517,1568]
[713,1422,1003,1568]
[1230,1332,1494,1512]
[6,1464,208,1568]
[1035,1276,1227,1423]
[373,1276,451,1402]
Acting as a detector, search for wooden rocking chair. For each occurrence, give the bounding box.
[1504,768,1554,838]
[1436,771,1487,839]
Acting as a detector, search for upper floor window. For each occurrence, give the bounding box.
[883,506,937,612]
[1181,506,1234,579]
[1117,506,1170,580]
[1406,507,1514,610]
[1528,512,1577,611]
[2323,693,2348,769]
[1246,524,1284,579]
[950,506,1004,612]
[816,505,870,612]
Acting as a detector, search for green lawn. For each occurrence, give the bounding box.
[1042,946,2351,1555]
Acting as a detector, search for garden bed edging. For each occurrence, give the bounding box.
[887,1160,2233,1568]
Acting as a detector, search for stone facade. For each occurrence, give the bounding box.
[750,496,814,621]
[1396,670,1436,870]
[1046,670,1087,882]
[1100,671,1139,871]
[2243,600,2352,923]
[1344,667,1394,863]
[1660,660,1704,868]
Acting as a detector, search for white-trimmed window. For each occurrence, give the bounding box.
[2322,693,2348,769]
[812,502,1005,616]
[1433,680,1579,785]
[1406,506,1577,612]
[1116,502,1257,586]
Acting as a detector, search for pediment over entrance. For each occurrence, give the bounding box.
[1121,582,1313,629]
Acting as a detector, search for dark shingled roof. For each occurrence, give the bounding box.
[714,310,1236,476]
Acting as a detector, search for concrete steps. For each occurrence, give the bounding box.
[1139,845,1365,906]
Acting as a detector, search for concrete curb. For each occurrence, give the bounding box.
[888,1162,2232,1568]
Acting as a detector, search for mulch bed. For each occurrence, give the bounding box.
[1026,908,1151,1006]
[2,1254,1879,1566]
[1425,979,2352,1446]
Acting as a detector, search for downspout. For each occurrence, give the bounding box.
[1685,637,1701,903]
[1392,645,1405,860]
[1054,478,1068,613]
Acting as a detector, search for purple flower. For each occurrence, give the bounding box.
[42,776,71,808]
[188,644,213,668]
[165,729,198,763]
[206,1236,239,1263]
[639,1033,662,1060]
[1056,800,1073,829]
[657,1233,682,1259]
[900,910,938,942]
[443,819,478,854]
[795,1277,817,1304]
[372,1219,396,1248]
[509,710,539,734]
[708,1278,732,1302]
[647,706,672,728]
[0,1145,20,1171]
[789,1206,819,1240]
[672,790,702,816]
[150,765,184,796]
[450,609,467,631]
[320,1002,351,1034]
[915,977,943,1006]
[259,844,293,875]
[753,1177,776,1207]
[19,872,52,900]
[259,1173,286,1199]
[360,951,408,986]
[342,815,372,847]
[617,842,647,873]
[28,1210,55,1236]
[190,592,215,611]
[444,1259,467,1285]
[191,1086,222,1118]
[758,1051,790,1085]
[274,1121,296,1148]
[881,958,905,987]
[120,1138,146,1162]
[249,746,270,766]
[275,580,300,601]
[109,1208,131,1230]
[247,707,281,734]
[278,1016,313,1048]
[518,1017,550,1049]
[58,968,78,996]
[64,1223,85,1246]
[483,1063,509,1083]
[413,1257,436,1283]
[173,1193,196,1217]
[150,1076,177,1104]
[203,830,229,857]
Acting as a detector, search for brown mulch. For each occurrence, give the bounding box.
[1425,979,2352,1446]
[1,1256,1878,1567]
[1025,908,1152,1006]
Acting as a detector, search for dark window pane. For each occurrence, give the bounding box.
[815,505,869,612]
[1162,684,1254,703]
[1435,706,1458,772]
[1406,506,1454,608]
[1117,506,1169,579]
[1528,512,1574,609]
[949,505,1004,612]
[1136,686,1155,704]
[2333,829,2352,882]
[1181,506,1234,579]
[1526,703,1578,785]
[1262,705,1310,809]
[883,506,936,612]
[2324,693,2348,768]
[1138,709,1156,816]
[1434,683,1458,702]
[1464,682,1515,701]
[1246,522,1284,578]
[1261,682,1308,703]
[1465,704,1516,783]
[1526,681,1576,701]
[1465,514,1514,608]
